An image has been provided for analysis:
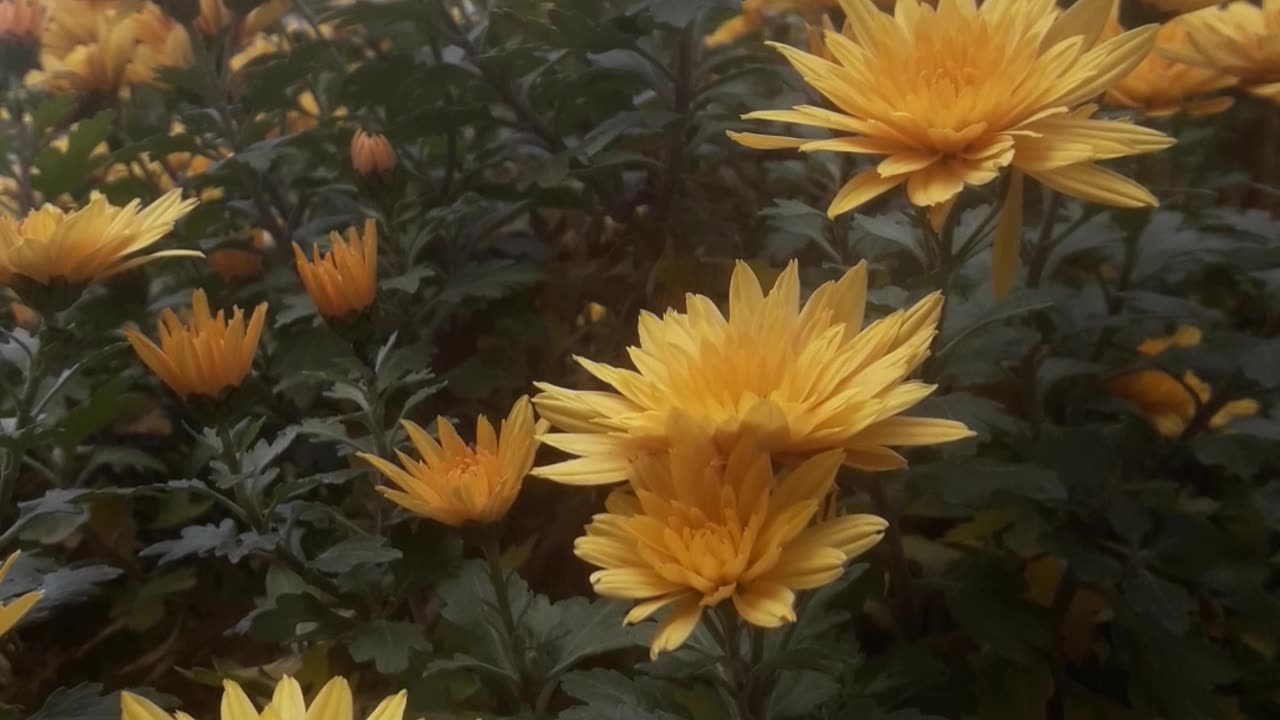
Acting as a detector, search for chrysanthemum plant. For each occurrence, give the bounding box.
[2,0,1279,719]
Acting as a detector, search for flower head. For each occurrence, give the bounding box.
[195,0,291,37]
[1106,326,1260,437]
[292,219,378,320]
[0,551,43,639]
[0,189,199,287]
[126,2,194,87]
[731,0,1175,226]
[122,676,407,720]
[350,131,397,176]
[209,229,272,283]
[1106,16,1236,117]
[577,424,886,658]
[124,288,267,399]
[705,0,836,47]
[35,2,138,95]
[1173,2,1280,102]
[0,0,45,42]
[358,397,545,528]
[533,261,973,485]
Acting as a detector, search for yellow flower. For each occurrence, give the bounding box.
[0,189,199,287]
[0,551,43,639]
[1106,326,1260,437]
[124,288,267,399]
[126,2,193,87]
[228,31,285,73]
[291,219,378,320]
[357,396,545,528]
[209,228,272,283]
[533,261,973,485]
[0,0,45,42]
[36,3,137,94]
[705,0,836,47]
[122,676,407,720]
[731,0,1174,228]
[350,131,397,176]
[1106,17,1237,117]
[1172,2,1280,102]
[576,425,886,658]
[195,0,291,38]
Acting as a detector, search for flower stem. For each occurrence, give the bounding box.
[481,529,520,656]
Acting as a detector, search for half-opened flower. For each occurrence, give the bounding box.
[125,288,267,399]
[358,396,546,528]
[122,676,407,720]
[0,189,199,287]
[577,425,886,658]
[1171,1,1280,102]
[292,219,378,320]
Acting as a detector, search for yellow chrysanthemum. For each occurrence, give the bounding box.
[1171,1,1280,102]
[1106,16,1237,117]
[122,676,406,720]
[533,261,974,485]
[705,0,836,47]
[1106,326,1260,437]
[292,219,378,320]
[124,288,267,399]
[209,229,273,284]
[126,2,193,87]
[731,0,1175,228]
[577,425,886,658]
[195,0,291,38]
[35,2,137,94]
[0,551,43,639]
[350,131,397,176]
[0,189,199,287]
[358,397,546,528]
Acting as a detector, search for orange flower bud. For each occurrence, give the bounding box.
[350,130,396,176]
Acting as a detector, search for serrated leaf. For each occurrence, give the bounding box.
[310,537,401,574]
[346,620,430,674]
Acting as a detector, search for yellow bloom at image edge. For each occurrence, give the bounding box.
[0,551,42,639]
[577,424,886,658]
[125,289,267,399]
[359,396,547,528]
[731,0,1174,226]
[533,260,974,486]
[122,675,406,720]
[1106,326,1259,437]
[0,189,199,286]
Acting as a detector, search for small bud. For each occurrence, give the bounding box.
[350,130,397,177]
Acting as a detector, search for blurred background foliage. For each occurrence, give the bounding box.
[1,0,1279,718]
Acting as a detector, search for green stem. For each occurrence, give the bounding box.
[867,477,915,640]
[481,530,521,665]
[1025,190,1062,289]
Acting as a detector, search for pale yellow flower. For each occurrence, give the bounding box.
[577,424,886,658]
[292,219,377,320]
[533,261,973,485]
[358,397,546,528]
[126,2,193,87]
[1106,16,1237,117]
[732,0,1175,296]
[122,676,407,720]
[36,3,137,94]
[0,189,199,286]
[1172,1,1280,102]
[124,288,267,399]
[0,551,43,639]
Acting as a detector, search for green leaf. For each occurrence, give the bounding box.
[1123,569,1193,635]
[27,684,116,720]
[346,620,431,674]
[32,110,115,197]
[310,537,402,574]
[648,0,734,27]
[139,520,238,565]
[546,596,646,677]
